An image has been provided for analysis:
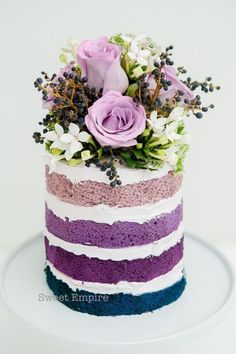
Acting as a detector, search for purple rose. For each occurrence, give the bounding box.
[85,91,146,148]
[148,65,195,102]
[76,36,128,94]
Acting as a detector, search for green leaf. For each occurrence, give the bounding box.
[67,159,82,167]
[148,139,161,148]
[127,83,138,97]
[51,148,63,156]
[177,122,185,134]
[109,34,126,47]
[159,136,169,145]
[133,149,145,160]
[175,157,184,173]
[121,51,130,75]
[132,65,144,79]
[81,150,91,161]
[141,128,151,137]
[59,53,68,64]
[175,144,190,173]
[97,147,103,159]
[156,149,166,156]
[88,136,97,148]
[136,143,143,149]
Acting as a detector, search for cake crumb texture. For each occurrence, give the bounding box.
[45,266,186,316]
[45,203,183,248]
[46,166,182,207]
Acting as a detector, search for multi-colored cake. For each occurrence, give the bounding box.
[33,33,219,316]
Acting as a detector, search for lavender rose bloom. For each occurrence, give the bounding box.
[77,36,128,94]
[85,91,146,148]
[148,65,195,102]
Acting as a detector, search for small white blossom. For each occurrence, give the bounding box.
[164,122,181,142]
[148,109,187,143]
[147,111,167,136]
[44,123,90,161]
[166,146,179,166]
[167,107,185,123]
[136,56,148,66]
[61,37,79,59]
[128,52,136,60]
[121,35,132,44]
[119,33,162,78]
[177,133,191,144]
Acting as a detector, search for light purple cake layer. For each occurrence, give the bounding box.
[45,202,183,248]
[45,237,184,284]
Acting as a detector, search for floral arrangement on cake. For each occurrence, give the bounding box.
[33,34,220,186]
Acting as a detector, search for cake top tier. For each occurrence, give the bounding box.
[33,33,220,186]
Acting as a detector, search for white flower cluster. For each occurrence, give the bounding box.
[44,123,91,171]
[147,107,191,166]
[120,34,162,78]
[60,38,79,64]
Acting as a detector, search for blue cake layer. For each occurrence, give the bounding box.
[45,266,186,316]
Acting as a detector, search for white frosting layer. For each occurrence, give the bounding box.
[45,222,184,260]
[45,188,182,224]
[44,155,173,185]
[47,260,184,295]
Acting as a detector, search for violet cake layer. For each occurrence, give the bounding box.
[44,160,186,316]
[45,201,183,247]
[44,222,183,260]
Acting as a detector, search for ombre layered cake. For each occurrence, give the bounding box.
[44,159,186,316]
[33,33,219,316]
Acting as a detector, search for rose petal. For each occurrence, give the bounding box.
[85,91,146,148]
[103,56,129,95]
[76,37,121,90]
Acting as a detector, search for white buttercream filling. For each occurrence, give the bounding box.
[46,260,184,295]
[45,188,182,224]
[45,222,184,260]
[44,155,173,185]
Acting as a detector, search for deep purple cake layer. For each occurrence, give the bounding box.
[45,202,183,248]
[45,237,184,283]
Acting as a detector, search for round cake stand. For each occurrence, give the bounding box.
[0,233,234,353]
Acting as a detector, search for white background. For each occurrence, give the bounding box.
[0,0,235,249]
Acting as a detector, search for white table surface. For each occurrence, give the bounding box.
[0,246,235,354]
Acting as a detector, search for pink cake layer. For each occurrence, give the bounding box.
[45,166,182,207]
[45,237,184,284]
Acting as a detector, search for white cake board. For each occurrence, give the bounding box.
[0,233,234,353]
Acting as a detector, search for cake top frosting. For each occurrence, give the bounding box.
[33,33,220,186]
